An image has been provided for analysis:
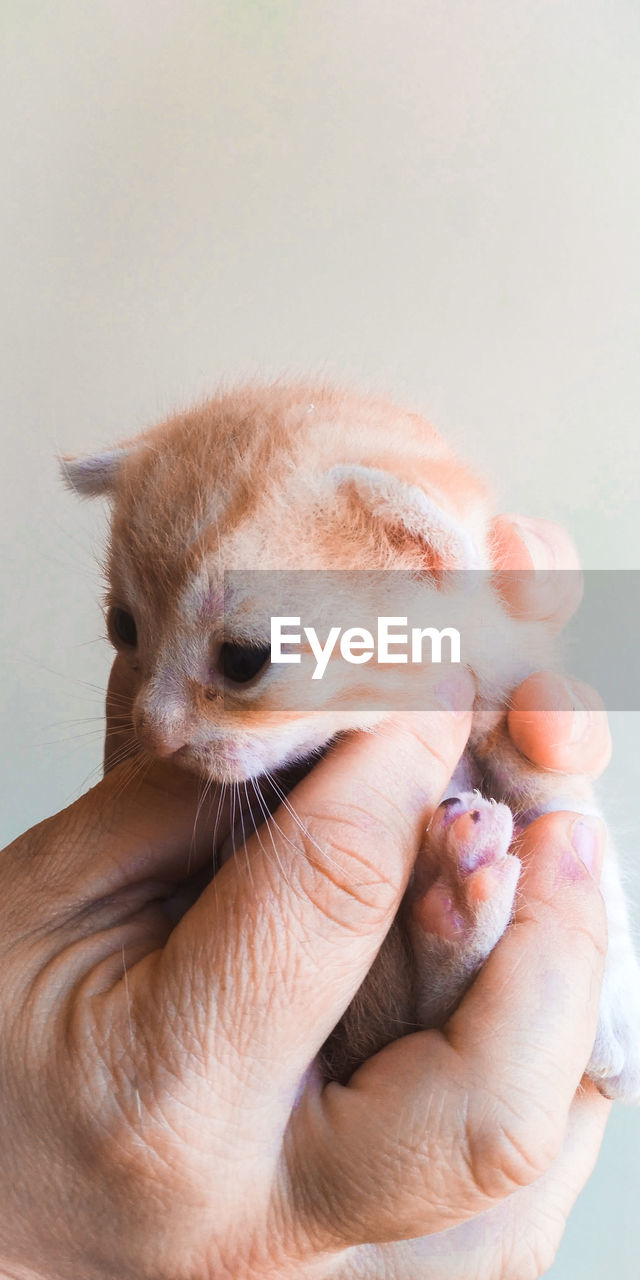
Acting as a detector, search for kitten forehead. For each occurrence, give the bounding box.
[100,379,492,618]
[178,570,225,624]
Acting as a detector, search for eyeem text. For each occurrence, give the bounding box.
[271,616,461,680]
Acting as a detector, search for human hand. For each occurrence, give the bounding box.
[343,513,610,1278]
[0,686,472,1279]
[98,512,608,1279]
[0,673,610,1280]
[95,512,608,1280]
[0,515,611,1280]
[332,802,610,1280]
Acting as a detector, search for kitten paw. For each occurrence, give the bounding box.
[406,793,520,1027]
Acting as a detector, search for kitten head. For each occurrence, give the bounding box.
[64,382,490,781]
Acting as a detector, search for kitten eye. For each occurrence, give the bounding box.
[218,641,271,685]
[109,607,138,648]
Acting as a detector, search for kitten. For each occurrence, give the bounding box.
[63,380,640,1097]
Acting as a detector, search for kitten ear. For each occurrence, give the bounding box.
[327,464,482,570]
[59,448,129,497]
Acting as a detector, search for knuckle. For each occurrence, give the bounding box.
[465,1107,561,1202]
[296,805,406,932]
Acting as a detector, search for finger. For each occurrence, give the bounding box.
[466,1081,610,1280]
[508,672,612,778]
[292,810,607,1246]
[3,759,230,931]
[162,684,474,1082]
[491,514,583,627]
[104,655,139,772]
[340,1083,610,1280]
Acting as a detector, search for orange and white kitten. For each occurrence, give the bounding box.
[64,381,640,1096]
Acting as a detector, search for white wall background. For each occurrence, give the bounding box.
[1,2,639,1274]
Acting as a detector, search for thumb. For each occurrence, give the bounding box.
[163,678,474,1086]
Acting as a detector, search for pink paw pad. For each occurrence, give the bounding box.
[409,793,518,944]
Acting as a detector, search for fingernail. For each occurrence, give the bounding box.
[435,670,475,716]
[569,696,593,746]
[571,817,604,882]
[567,679,607,746]
[511,516,556,572]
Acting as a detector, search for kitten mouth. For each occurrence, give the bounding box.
[174,736,337,788]
[204,752,324,788]
[157,725,337,792]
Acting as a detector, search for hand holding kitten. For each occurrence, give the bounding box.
[0,681,607,1280]
[0,516,612,1280]
[66,380,637,1095]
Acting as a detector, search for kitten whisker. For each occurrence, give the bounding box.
[28,729,108,748]
[103,739,140,770]
[248,778,298,898]
[237,781,255,892]
[210,780,228,883]
[110,752,153,807]
[19,653,117,701]
[188,773,216,878]
[46,714,113,729]
[67,743,136,802]
[233,781,255,892]
[263,769,359,886]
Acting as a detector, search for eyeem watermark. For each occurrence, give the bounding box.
[271,616,461,680]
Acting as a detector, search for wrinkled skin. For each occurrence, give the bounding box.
[0,516,612,1280]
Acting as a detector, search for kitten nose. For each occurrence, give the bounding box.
[134,704,190,758]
